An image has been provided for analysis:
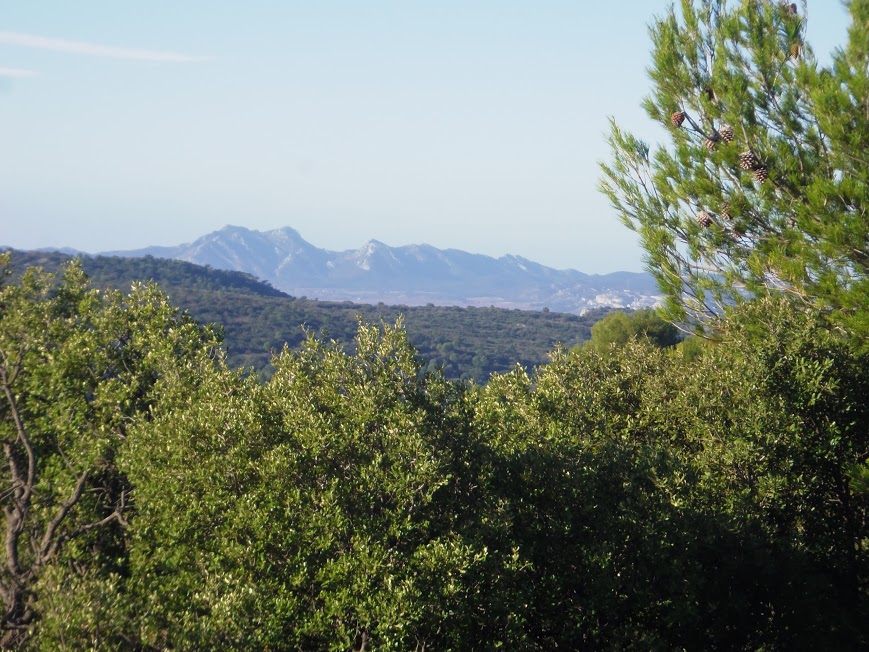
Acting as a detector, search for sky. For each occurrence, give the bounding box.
[0,1,852,273]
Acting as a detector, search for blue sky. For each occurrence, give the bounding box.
[0,1,851,273]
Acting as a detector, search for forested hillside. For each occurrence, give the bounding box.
[7,251,607,382]
[1,255,866,650]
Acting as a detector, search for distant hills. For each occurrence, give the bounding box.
[5,250,611,382]
[100,225,661,313]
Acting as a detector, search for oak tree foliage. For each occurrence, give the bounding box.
[583,307,682,353]
[0,253,222,648]
[1,253,867,649]
[2,1,868,646]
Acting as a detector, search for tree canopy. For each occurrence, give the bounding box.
[583,307,682,353]
[0,253,222,648]
[600,0,869,341]
[3,1,868,648]
[3,255,867,649]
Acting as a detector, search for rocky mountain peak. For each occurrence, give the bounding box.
[98,225,661,313]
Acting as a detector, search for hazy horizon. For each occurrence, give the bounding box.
[39,222,642,274]
[0,1,850,273]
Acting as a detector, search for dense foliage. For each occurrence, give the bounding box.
[0,254,223,648]
[2,256,866,649]
[7,251,606,382]
[582,307,682,354]
[3,2,867,648]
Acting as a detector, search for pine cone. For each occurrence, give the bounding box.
[790,41,802,59]
[720,203,732,221]
[704,133,721,151]
[719,124,735,142]
[696,211,713,228]
[739,151,758,170]
[671,111,686,128]
[753,166,769,183]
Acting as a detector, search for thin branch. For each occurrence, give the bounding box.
[0,373,36,510]
[1,446,23,505]
[40,490,130,566]
[3,506,22,579]
[37,471,89,564]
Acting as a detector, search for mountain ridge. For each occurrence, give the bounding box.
[91,225,659,313]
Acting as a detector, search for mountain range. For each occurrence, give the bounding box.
[90,225,658,313]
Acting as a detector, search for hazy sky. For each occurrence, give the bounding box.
[0,1,851,273]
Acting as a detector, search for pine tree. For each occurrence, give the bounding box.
[599,0,869,341]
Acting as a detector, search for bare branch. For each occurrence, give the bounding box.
[1,445,23,505]
[0,373,36,509]
[40,483,130,566]
[37,470,89,565]
[3,506,22,580]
